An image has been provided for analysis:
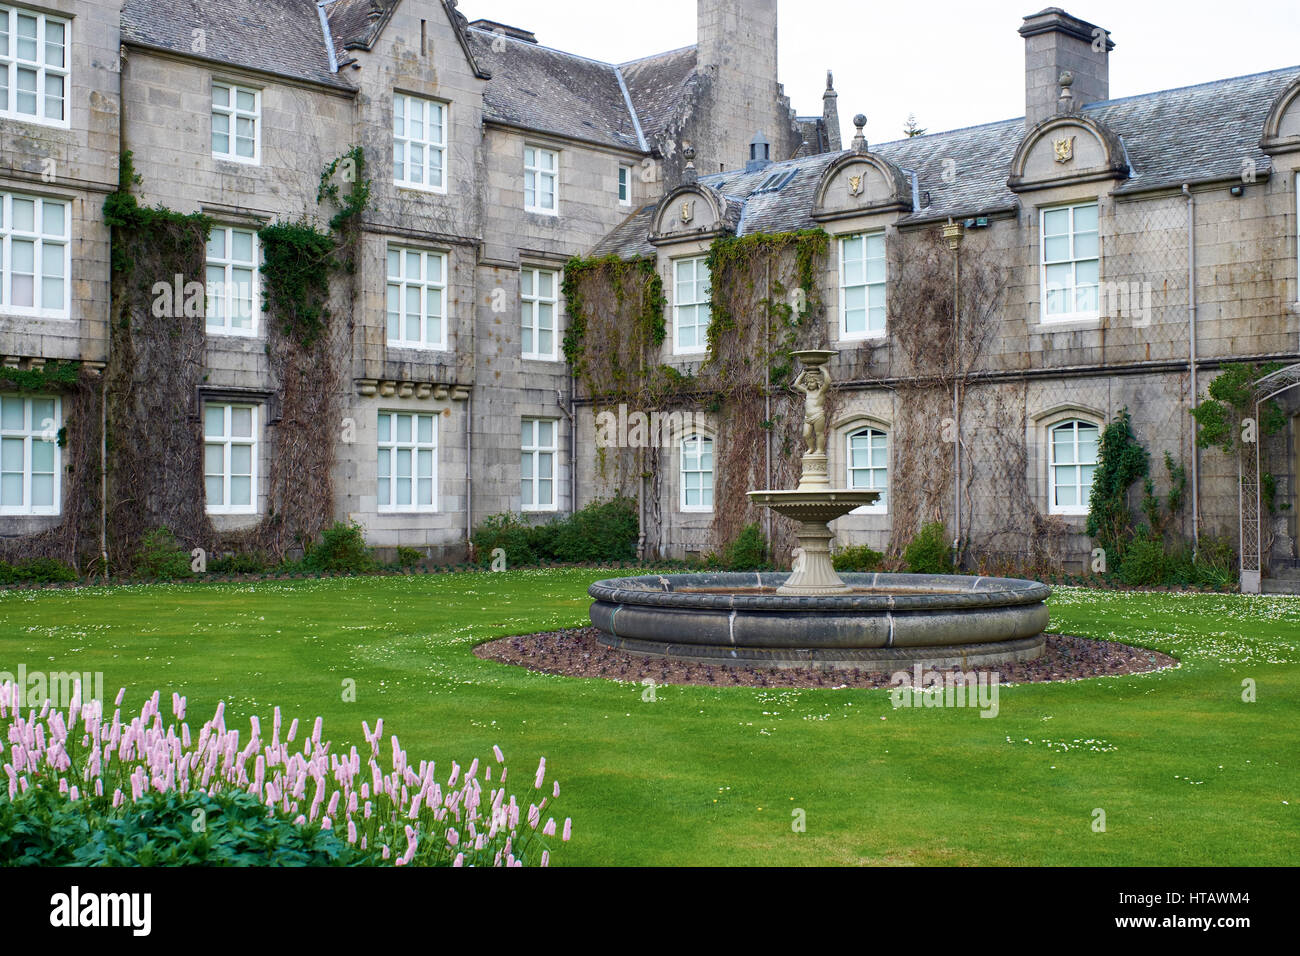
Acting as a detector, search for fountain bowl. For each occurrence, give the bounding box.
[588,572,1050,671]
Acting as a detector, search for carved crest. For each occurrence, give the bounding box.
[680,199,695,224]
[848,174,864,197]
[1053,135,1076,165]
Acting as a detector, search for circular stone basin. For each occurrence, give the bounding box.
[588,572,1051,670]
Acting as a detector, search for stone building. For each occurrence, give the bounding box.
[0,2,1298,591]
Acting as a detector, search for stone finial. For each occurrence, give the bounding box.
[851,113,868,153]
[683,145,697,184]
[1057,70,1075,113]
[826,70,835,92]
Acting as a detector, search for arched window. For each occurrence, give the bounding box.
[1049,419,1099,515]
[847,427,888,513]
[680,434,713,512]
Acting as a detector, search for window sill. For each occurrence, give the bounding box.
[396,182,448,196]
[1048,509,1089,518]
[0,113,70,131]
[680,507,713,515]
[387,342,450,353]
[1035,316,1101,332]
[378,508,440,515]
[521,354,562,363]
[522,506,559,514]
[0,311,72,322]
[525,207,560,217]
[673,347,709,358]
[839,331,886,343]
[213,155,262,167]
[206,327,259,340]
[0,510,61,518]
[207,509,259,517]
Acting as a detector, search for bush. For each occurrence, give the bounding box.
[133,528,193,579]
[0,557,78,584]
[1116,537,1167,586]
[833,544,884,572]
[208,552,269,575]
[0,788,376,867]
[303,521,373,574]
[394,546,423,569]
[471,497,639,568]
[903,522,953,574]
[550,497,639,563]
[722,523,768,570]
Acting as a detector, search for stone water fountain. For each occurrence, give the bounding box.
[589,349,1049,670]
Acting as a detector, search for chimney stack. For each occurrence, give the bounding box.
[1019,8,1112,128]
[823,71,842,152]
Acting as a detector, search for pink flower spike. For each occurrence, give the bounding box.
[534,757,546,790]
[492,745,504,763]
[453,853,464,867]
[562,818,572,842]
[114,688,126,707]
[553,781,560,798]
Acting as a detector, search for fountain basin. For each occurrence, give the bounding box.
[589,572,1050,670]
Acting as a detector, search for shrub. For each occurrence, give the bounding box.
[833,544,884,572]
[0,557,78,585]
[722,523,768,570]
[0,685,572,868]
[903,522,953,574]
[1116,537,1168,586]
[550,497,639,563]
[303,521,373,574]
[133,528,193,579]
[471,513,547,567]
[208,552,270,575]
[472,497,639,568]
[0,788,375,867]
[394,546,423,569]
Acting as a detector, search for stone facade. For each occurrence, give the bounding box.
[1,1,1298,585]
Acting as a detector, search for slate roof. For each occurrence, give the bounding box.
[620,46,699,143]
[593,65,1300,256]
[465,27,643,150]
[121,0,352,90]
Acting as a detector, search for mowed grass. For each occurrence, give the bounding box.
[0,570,1296,866]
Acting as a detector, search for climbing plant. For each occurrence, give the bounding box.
[1084,407,1150,562]
[1190,362,1287,454]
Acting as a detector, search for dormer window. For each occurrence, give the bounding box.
[1041,201,1099,323]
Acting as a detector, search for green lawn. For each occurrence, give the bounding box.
[1,570,1296,865]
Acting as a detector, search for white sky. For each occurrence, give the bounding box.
[459,0,1300,143]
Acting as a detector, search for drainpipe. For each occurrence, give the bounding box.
[1183,183,1200,558]
[942,219,964,565]
[465,392,473,559]
[764,260,773,557]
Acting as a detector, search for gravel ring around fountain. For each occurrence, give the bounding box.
[474,628,1178,689]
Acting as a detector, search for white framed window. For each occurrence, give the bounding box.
[1049,419,1099,515]
[1041,201,1099,323]
[521,267,559,361]
[205,226,259,336]
[386,246,447,350]
[847,427,888,514]
[0,394,59,515]
[377,411,437,513]
[521,418,557,512]
[211,82,260,163]
[393,93,446,192]
[524,146,558,214]
[673,257,711,355]
[0,6,68,127]
[680,434,714,512]
[839,232,886,339]
[618,164,631,205]
[0,192,68,318]
[204,404,258,515]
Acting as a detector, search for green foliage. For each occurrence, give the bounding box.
[1116,535,1238,590]
[472,497,640,567]
[0,557,78,584]
[1116,537,1168,587]
[561,255,666,401]
[103,151,213,276]
[394,546,423,569]
[0,360,82,394]
[0,788,376,867]
[1086,408,1149,561]
[833,544,884,572]
[1141,453,1187,536]
[903,521,953,574]
[317,146,371,237]
[132,528,194,580]
[303,521,373,574]
[208,552,270,575]
[258,221,336,349]
[722,523,768,570]
[1191,362,1287,454]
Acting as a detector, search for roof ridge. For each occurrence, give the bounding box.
[618,44,697,68]
[467,24,620,71]
[1082,63,1300,108]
